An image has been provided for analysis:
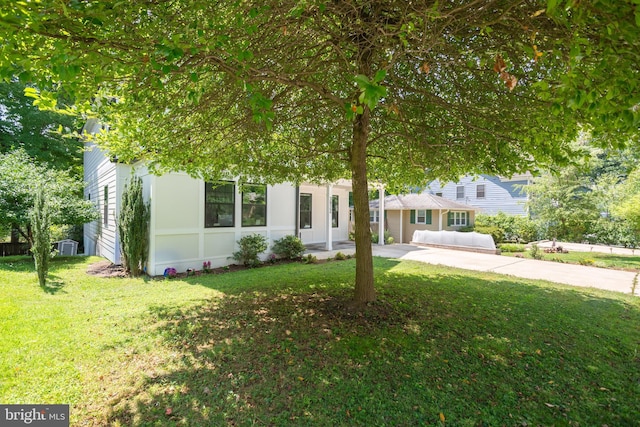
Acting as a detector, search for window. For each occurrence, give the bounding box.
[242,184,267,226]
[450,211,467,226]
[205,182,235,227]
[456,185,465,199]
[411,209,432,224]
[332,195,339,228]
[476,184,486,199]
[435,192,443,197]
[369,209,379,223]
[300,193,312,229]
[103,186,109,227]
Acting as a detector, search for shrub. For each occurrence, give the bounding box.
[474,225,504,244]
[231,234,268,267]
[272,235,306,260]
[30,185,52,287]
[303,254,318,264]
[334,251,347,260]
[529,243,543,260]
[371,231,394,244]
[578,259,595,266]
[118,176,150,277]
[498,243,526,252]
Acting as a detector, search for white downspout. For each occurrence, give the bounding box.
[440,209,448,231]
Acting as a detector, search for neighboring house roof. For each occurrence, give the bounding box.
[369,193,480,211]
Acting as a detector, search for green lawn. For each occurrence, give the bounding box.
[502,249,640,271]
[1,256,639,426]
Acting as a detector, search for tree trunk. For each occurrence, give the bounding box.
[10,225,20,244]
[351,107,376,303]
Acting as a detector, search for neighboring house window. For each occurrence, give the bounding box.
[456,186,465,199]
[332,195,339,228]
[369,209,379,223]
[410,209,432,224]
[300,193,312,229]
[242,184,267,226]
[448,211,467,226]
[476,184,486,199]
[205,181,235,227]
[103,186,108,227]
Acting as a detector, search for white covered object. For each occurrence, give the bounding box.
[412,230,496,251]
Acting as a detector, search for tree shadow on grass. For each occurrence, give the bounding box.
[101,258,640,426]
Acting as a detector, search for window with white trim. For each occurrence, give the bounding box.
[369,210,379,223]
[476,184,485,199]
[417,209,427,224]
[453,211,467,226]
[456,186,465,199]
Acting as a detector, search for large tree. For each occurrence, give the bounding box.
[0,80,82,175]
[1,1,638,302]
[0,150,98,246]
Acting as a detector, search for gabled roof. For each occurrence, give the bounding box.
[369,193,480,211]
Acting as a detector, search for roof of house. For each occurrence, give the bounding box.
[369,193,480,211]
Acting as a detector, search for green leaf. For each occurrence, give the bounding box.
[373,69,387,83]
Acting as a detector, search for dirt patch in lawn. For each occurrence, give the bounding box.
[86,260,128,278]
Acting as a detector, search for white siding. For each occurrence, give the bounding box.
[83,132,130,264]
[428,175,529,216]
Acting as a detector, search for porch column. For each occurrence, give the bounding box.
[399,209,403,244]
[378,185,385,245]
[325,184,333,251]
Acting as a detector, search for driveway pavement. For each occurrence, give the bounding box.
[308,243,639,296]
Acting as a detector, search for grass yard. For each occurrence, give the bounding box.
[1,255,639,426]
[502,249,640,271]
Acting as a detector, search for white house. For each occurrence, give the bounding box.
[83,123,353,276]
[427,174,532,216]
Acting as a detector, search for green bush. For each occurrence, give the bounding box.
[371,231,394,244]
[529,243,543,260]
[117,176,150,277]
[272,235,306,260]
[231,234,268,267]
[474,225,504,244]
[303,254,318,264]
[498,243,526,252]
[475,212,540,243]
[334,251,347,260]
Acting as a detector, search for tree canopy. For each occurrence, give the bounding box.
[0,150,98,245]
[1,0,638,301]
[0,80,82,176]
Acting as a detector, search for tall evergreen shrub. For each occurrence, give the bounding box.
[117,176,150,276]
[30,185,51,287]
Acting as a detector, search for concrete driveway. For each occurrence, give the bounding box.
[308,243,639,296]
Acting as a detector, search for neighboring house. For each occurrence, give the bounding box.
[427,174,532,216]
[83,122,352,276]
[369,193,480,244]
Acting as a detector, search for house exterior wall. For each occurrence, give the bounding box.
[373,209,476,243]
[83,123,131,264]
[83,129,352,275]
[428,175,529,216]
[145,173,298,276]
[298,184,351,245]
